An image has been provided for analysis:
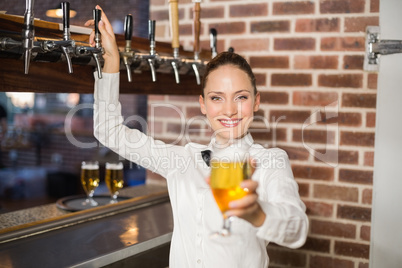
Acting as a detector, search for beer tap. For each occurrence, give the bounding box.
[92,8,103,79]
[60,2,74,73]
[210,28,217,58]
[191,0,202,85]
[147,19,157,82]
[121,14,134,82]
[22,0,35,74]
[169,0,181,84]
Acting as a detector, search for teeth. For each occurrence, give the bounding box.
[220,119,240,124]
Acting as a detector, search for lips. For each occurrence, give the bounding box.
[218,118,242,128]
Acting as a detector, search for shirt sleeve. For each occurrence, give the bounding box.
[93,72,186,178]
[254,149,309,249]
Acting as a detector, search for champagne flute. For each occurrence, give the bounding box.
[105,162,124,204]
[210,157,252,238]
[80,161,100,206]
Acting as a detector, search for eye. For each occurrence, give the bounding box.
[210,96,222,101]
[235,95,248,101]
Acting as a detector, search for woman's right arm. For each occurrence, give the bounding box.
[88,7,182,177]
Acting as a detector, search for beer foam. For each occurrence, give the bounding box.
[106,162,123,170]
[82,163,99,170]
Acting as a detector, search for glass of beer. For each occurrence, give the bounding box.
[210,154,252,238]
[80,161,100,206]
[105,162,124,204]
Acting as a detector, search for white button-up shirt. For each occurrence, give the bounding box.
[94,73,308,268]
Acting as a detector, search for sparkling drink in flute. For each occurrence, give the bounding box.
[81,161,100,206]
[105,162,124,203]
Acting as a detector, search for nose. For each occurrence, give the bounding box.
[223,100,239,117]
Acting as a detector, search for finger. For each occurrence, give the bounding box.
[229,193,258,209]
[84,19,94,27]
[88,30,95,46]
[95,5,114,33]
[240,180,258,193]
[225,202,259,218]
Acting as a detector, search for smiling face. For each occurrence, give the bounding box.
[199,64,260,145]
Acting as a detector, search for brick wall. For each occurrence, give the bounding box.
[149,0,379,267]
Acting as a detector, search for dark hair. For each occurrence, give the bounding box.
[201,52,257,97]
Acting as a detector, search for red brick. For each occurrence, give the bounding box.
[361,225,371,241]
[370,0,379,12]
[318,74,363,88]
[251,20,290,33]
[273,1,315,15]
[259,91,289,104]
[150,10,169,20]
[296,18,340,32]
[208,22,245,34]
[366,112,376,127]
[320,0,365,14]
[339,168,373,184]
[345,17,379,32]
[368,73,378,89]
[255,73,266,86]
[314,149,359,165]
[270,110,311,123]
[292,165,334,181]
[298,182,309,197]
[304,201,333,217]
[294,55,338,69]
[167,123,183,135]
[342,93,377,108]
[364,151,374,167]
[334,241,370,259]
[318,111,362,127]
[362,188,373,204]
[359,263,369,268]
[229,38,269,52]
[343,55,364,70]
[272,73,312,86]
[321,37,365,51]
[151,104,183,118]
[200,7,225,19]
[293,91,339,106]
[314,184,359,202]
[311,220,356,238]
[250,56,289,69]
[250,127,287,143]
[186,106,203,118]
[338,205,372,221]
[341,131,375,147]
[293,129,336,144]
[280,146,310,161]
[230,3,268,17]
[310,255,354,268]
[275,38,315,50]
[267,247,307,267]
[301,237,330,253]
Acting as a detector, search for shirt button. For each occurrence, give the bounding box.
[197,259,201,264]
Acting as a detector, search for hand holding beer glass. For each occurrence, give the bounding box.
[210,150,252,238]
[81,161,100,206]
[105,162,124,203]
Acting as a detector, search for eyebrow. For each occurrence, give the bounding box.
[207,89,251,95]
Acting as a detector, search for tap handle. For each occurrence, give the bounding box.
[169,0,180,57]
[209,28,217,58]
[193,1,201,56]
[149,20,156,55]
[124,14,133,41]
[93,8,101,48]
[149,20,155,43]
[62,2,70,40]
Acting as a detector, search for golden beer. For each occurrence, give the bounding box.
[105,162,124,195]
[80,163,100,195]
[210,161,251,213]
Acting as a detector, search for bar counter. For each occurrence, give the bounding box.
[0,183,173,267]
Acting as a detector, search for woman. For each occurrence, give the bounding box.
[87,6,308,267]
